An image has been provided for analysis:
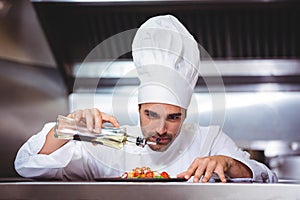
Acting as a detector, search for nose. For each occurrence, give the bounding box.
[156,120,167,136]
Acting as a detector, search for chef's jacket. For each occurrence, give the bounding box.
[14,122,277,182]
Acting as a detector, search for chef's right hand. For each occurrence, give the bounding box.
[67,108,120,133]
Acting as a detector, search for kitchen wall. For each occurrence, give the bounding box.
[0,60,68,178]
[0,0,68,177]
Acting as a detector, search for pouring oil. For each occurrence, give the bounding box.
[54,115,154,149]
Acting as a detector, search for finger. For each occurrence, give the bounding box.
[176,171,186,178]
[193,159,209,182]
[83,109,94,132]
[74,110,83,122]
[92,142,98,146]
[92,108,102,133]
[102,113,120,127]
[201,159,217,183]
[184,158,202,180]
[193,167,207,183]
[201,171,213,183]
[176,171,192,180]
[215,165,227,183]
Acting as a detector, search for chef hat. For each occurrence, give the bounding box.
[132,15,200,109]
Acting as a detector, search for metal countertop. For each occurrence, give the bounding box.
[1,181,299,200]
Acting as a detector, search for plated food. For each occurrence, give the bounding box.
[94,167,186,182]
[121,167,170,179]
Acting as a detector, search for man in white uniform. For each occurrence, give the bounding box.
[14,15,277,183]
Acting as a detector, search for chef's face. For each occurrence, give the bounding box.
[139,103,186,151]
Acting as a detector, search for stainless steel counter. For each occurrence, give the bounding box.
[1,181,299,200]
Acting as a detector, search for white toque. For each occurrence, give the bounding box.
[132,15,200,109]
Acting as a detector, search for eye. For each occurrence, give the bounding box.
[149,112,158,119]
[167,114,181,121]
[145,110,159,119]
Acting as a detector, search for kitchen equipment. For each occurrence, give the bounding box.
[265,141,300,180]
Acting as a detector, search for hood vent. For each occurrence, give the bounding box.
[32,1,300,92]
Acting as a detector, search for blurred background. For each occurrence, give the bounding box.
[1,0,300,181]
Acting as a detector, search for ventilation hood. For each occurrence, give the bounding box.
[31,0,300,92]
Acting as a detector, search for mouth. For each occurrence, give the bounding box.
[150,136,171,145]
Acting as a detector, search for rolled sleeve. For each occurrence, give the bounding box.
[14,122,75,179]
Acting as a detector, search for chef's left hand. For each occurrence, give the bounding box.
[177,155,251,183]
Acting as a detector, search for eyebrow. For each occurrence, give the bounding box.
[144,110,182,117]
[168,113,182,118]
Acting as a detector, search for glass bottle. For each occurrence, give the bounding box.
[54,115,155,149]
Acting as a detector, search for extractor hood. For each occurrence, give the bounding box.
[31,0,300,92]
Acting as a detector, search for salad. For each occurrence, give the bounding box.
[121,167,170,179]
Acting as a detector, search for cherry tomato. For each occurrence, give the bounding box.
[145,171,154,178]
[160,171,170,178]
[133,172,141,178]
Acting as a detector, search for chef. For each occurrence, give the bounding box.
[14,15,277,183]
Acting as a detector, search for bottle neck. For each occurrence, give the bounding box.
[126,135,147,147]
